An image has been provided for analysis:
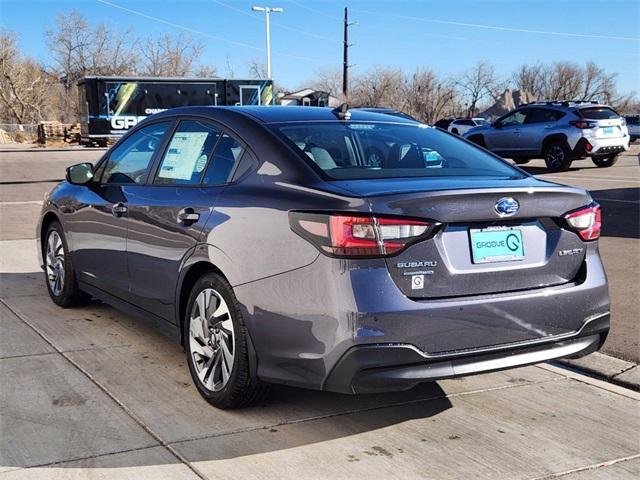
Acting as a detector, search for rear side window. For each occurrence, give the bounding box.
[625,115,639,125]
[270,121,523,180]
[101,122,170,184]
[203,133,245,184]
[577,107,620,119]
[525,108,565,123]
[155,120,220,185]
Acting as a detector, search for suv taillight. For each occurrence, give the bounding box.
[289,212,436,257]
[570,120,597,129]
[564,203,601,241]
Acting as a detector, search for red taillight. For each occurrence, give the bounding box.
[570,120,597,129]
[564,203,601,241]
[290,212,434,257]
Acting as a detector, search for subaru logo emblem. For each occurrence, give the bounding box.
[494,197,519,217]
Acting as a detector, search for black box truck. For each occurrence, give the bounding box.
[78,76,274,145]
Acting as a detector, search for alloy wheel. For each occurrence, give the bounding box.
[546,145,565,169]
[45,230,65,296]
[189,288,235,392]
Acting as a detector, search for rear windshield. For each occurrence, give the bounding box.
[577,107,620,120]
[270,122,523,180]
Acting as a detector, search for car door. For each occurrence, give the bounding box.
[486,109,529,154]
[125,118,247,322]
[521,108,565,155]
[67,121,172,300]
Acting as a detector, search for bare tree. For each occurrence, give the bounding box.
[247,59,268,79]
[513,61,618,103]
[304,67,343,97]
[456,61,499,117]
[193,64,218,78]
[350,66,404,108]
[139,33,205,77]
[404,69,457,123]
[0,31,53,124]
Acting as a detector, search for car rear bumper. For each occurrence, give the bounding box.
[236,242,609,392]
[323,313,609,394]
[573,137,630,157]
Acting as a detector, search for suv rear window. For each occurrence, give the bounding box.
[270,122,523,180]
[577,107,620,120]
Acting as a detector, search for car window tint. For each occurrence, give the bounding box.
[155,120,221,185]
[525,108,565,124]
[578,107,620,120]
[500,110,527,127]
[101,122,170,184]
[202,133,245,184]
[270,122,523,180]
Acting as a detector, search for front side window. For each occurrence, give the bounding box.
[155,120,221,185]
[101,122,170,184]
[270,121,523,180]
[499,110,528,127]
[202,133,245,184]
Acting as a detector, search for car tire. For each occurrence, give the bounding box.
[43,221,90,307]
[184,272,267,409]
[468,135,485,148]
[451,128,459,135]
[544,141,573,172]
[513,158,530,165]
[592,154,619,168]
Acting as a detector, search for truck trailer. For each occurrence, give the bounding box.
[78,76,274,145]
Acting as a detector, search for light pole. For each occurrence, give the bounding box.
[251,5,283,79]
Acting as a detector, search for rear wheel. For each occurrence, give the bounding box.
[513,158,530,165]
[592,154,619,168]
[44,222,89,307]
[544,141,573,172]
[451,128,459,135]
[184,273,266,409]
[468,135,485,148]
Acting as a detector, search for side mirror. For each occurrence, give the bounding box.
[66,163,94,185]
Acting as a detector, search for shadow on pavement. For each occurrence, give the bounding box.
[0,271,452,470]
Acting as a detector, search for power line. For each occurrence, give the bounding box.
[211,0,339,43]
[285,0,342,21]
[96,0,331,63]
[350,7,640,42]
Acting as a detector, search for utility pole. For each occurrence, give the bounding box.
[252,5,283,79]
[342,7,350,102]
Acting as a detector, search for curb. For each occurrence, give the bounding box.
[554,352,639,392]
[0,147,107,153]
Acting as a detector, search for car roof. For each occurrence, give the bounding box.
[152,105,419,125]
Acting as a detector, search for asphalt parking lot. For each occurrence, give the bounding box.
[1,145,639,479]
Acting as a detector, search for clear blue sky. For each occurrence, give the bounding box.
[1,0,638,93]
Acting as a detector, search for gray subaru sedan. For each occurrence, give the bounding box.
[37,106,609,409]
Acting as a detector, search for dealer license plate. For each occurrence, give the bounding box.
[470,227,525,264]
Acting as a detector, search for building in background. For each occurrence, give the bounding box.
[278,89,340,107]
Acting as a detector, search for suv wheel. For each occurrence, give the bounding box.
[44,221,89,307]
[592,154,619,168]
[185,273,267,409]
[513,158,530,165]
[451,128,459,135]
[544,141,573,171]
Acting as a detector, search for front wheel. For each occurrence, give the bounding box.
[544,141,573,172]
[185,273,267,409]
[44,222,89,307]
[592,154,619,168]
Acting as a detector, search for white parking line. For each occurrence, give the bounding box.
[0,200,43,206]
[594,197,640,204]
[540,175,640,184]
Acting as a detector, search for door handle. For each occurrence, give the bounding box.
[112,202,127,217]
[177,208,200,225]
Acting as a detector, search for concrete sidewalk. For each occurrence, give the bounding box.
[1,239,639,479]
